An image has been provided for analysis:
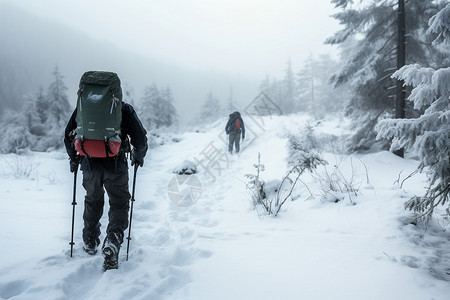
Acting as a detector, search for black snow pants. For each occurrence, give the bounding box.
[82,168,130,249]
[228,131,241,153]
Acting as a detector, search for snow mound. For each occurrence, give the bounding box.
[173,160,197,175]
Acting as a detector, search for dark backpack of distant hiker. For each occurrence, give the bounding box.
[73,71,123,158]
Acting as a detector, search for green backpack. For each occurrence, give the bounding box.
[74,71,123,158]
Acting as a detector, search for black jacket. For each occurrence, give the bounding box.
[225,112,245,139]
[64,102,148,172]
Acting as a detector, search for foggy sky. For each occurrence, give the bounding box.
[6,0,340,79]
[0,0,341,124]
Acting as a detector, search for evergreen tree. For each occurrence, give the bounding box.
[259,60,297,115]
[123,83,136,106]
[259,75,271,94]
[296,54,316,117]
[47,66,71,126]
[259,75,283,113]
[25,90,46,137]
[327,0,446,151]
[36,67,71,151]
[315,54,347,116]
[269,79,284,113]
[0,68,71,153]
[376,3,450,222]
[140,84,163,130]
[282,59,295,113]
[35,86,48,124]
[225,85,237,112]
[295,54,346,118]
[199,91,222,122]
[0,109,35,153]
[160,86,179,127]
[140,83,179,130]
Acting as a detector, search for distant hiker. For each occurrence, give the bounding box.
[225,111,245,154]
[64,71,147,271]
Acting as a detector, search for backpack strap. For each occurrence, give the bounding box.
[80,139,90,158]
[104,139,115,157]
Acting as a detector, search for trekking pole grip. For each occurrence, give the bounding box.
[132,163,138,198]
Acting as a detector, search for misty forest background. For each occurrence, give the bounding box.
[0,0,449,222]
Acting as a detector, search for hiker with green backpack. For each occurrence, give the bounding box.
[64,71,148,271]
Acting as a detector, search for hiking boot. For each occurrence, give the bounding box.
[83,237,100,255]
[102,238,120,271]
[102,247,119,271]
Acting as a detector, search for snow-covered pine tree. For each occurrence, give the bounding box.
[0,109,35,153]
[295,54,345,119]
[140,84,163,130]
[24,90,46,138]
[123,83,136,106]
[259,75,271,95]
[315,54,347,117]
[326,0,446,151]
[160,86,179,128]
[0,68,71,153]
[376,3,450,222]
[258,75,285,115]
[225,86,237,112]
[140,84,179,130]
[199,91,221,122]
[270,79,284,113]
[36,67,71,151]
[46,67,71,126]
[34,87,48,125]
[295,56,314,114]
[282,59,296,113]
[258,60,296,115]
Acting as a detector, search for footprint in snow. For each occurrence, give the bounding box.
[0,279,30,299]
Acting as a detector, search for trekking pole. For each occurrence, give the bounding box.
[126,164,139,261]
[70,166,78,257]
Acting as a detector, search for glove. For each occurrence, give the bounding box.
[69,156,80,173]
[131,149,144,167]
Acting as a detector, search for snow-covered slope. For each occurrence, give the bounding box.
[0,114,449,300]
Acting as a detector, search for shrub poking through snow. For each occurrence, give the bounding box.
[281,148,327,214]
[313,156,370,205]
[1,155,40,178]
[245,152,267,210]
[287,123,320,155]
[246,150,326,216]
[173,160,197,175]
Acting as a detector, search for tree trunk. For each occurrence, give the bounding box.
[394,0,406,158]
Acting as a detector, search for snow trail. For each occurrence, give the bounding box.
[1,114,450,299]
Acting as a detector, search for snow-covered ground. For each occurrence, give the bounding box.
[1,114,450,300]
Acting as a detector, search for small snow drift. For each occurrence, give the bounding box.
[173,160,197,175]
